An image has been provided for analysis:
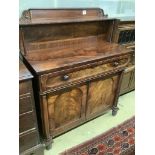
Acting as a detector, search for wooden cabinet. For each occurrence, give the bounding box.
[19,8,132,149]
[112,20,135,95]
[19,60,44,155]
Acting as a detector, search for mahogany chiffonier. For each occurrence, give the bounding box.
[19,58,44,155]
[112,20,135,95]
[19,8,132,149]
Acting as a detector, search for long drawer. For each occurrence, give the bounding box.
[19,93,33,114]
[40,55,130,93]
[19,81,32,95]
[19,112,36,133]
[19,130,39,153]
[20,145,44,155]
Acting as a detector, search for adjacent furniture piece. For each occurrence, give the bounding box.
[112,20,135,95]
[19,59,44,155]
[19,8,132,149]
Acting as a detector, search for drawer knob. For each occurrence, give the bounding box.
[62,75,70,81]
[113,62,119,67]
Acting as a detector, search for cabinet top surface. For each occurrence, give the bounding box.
[19,59,33,81]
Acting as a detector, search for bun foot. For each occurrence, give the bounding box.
[44,138,53,150]
[112,106,119,116]
[46,143,52,150]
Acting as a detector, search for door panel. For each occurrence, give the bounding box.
[86,75,119,118]
[47,85,87,135]
[120,71,132,95]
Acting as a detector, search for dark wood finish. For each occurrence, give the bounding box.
[19,94,33,114]
[19,130,39,152]
[112,20,135,95]
[19,59,44,155]
[19,8,132,149]
[19,112,35,133]
[20,145,44,155]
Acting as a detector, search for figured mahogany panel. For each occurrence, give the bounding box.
[47,85,86,135]
[43,57,129,92]
[86,75,119,118]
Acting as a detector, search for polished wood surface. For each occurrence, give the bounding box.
[86,75,119,118]
[40,55,129,93]
[19,60,44,154]
[19,8,132,149]
[20,26,130,74]
[47,85,87,136]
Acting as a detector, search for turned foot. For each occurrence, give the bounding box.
[45,139,53,150]
[112,106,119,116]
[46,143,52,150]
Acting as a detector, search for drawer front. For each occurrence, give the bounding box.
[19,112,36,133]
[41,56,130,92]
[19,130,39,153]
[19,94,33,114]
[21,146,44,155]
[19,80,32,95]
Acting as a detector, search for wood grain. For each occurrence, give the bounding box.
[45,85,87,136]
[86,75,119,117]
[19,9,132,148]
[44,57,128,92]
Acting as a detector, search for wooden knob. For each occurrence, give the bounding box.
[113,62,119,67]
[62,75,70,81]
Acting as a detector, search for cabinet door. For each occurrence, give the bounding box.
[47,85,87,136]
[120,71,132,95]
[86,75,119,119]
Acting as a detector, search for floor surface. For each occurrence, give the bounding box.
[44,91,135,155]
